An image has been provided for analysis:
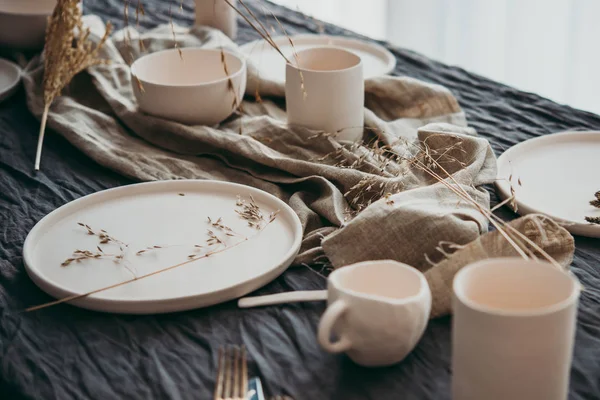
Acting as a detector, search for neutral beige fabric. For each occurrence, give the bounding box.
[425,214,575,318]
[21,16,574,303]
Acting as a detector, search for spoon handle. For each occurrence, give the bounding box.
[238,290,328,308]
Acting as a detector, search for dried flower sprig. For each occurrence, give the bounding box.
[235,195,274,229]
[25,196,279,312]
[311,128,563,268]
[135,245,164,256]
[208,216,240,238]
[76,222,127,248]
[61,223,135,275]
[219,48,244,134]
[169,2,182,59]
[35,0,112,170]
[222,0,290,63]
[586,191,600,224]
[62,249,106,266]
[590,191,600,209]
[585,216,600,225]
[135,216,244,258]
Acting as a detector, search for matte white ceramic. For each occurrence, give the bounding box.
[195,0,237,39]
[131,48,247,125]
[318,260,431,367]
[238,290,327,308]
[0,58,21,103]
[240,34,395,88]
[495,130,600,238]
[286,46,364,142]
[23,180,302,314]
[0,0,56,50]
[453,258,580,400]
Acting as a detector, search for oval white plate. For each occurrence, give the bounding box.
[240,34,396,85]
[0,58,21,103]
[495,131,600,238]
[23,180,303,313]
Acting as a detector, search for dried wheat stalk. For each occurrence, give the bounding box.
[35,0,112,170]
[222,0,290,63]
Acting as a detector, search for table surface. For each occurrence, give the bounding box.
[1,1,600,399]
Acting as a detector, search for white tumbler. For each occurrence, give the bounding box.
[452,258,580,400]
[195,0,237,39]
[285,46,364,142]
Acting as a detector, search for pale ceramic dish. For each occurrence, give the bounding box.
[453,258,580,400]
[23,180,302,314]
[495,130,600,238]
[0,58,21,103]
[131,48,247,125]
[318,260,431,367]
[240,34,396,90]
[0,0,57,50]
[286,47,364,142]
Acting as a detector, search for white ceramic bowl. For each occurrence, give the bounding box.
[0,0,57,50]
[131,48,247,126]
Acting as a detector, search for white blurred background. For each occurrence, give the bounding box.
[272,0,600,115]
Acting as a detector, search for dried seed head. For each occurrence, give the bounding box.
[585,216,600,225]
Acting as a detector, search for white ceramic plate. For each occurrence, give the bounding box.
[23,180,303,313]
[0,58,21,103]
[240,34,396,84]
[495,131,600,238]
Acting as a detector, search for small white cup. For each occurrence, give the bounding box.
[285,46,364,142]
[452,258,581,400]
[318,260,431,367]
[194,0,237,39]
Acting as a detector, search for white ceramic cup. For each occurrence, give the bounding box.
[452,258,581,400]
[195,0,237,39]
[131,47,246,126]
[318,260,431,367]
[285,46,364,142]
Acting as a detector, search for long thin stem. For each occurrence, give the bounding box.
[407,142,562,268]
[34,104,50,171]
[222,0,289,62]
[25,243,235,312]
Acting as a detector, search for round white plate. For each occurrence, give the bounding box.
[495,131,600,238]
[0,58,20,103]
[23,180,303,313]
[240,34,396,84]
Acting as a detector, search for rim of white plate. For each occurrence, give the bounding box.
[240,33,397,77]
[495,130,600,238]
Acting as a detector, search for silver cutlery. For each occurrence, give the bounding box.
[214,346,248,400]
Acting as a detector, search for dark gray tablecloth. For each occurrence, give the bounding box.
[1,1,599,399]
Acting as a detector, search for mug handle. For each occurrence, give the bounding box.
[318,300,352,353]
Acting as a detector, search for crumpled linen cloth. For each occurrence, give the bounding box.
[21,16,574,313]
[425,214,575,318]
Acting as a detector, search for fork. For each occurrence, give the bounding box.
[214,346,248,400]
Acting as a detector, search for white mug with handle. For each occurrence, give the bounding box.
[318,260,431,367]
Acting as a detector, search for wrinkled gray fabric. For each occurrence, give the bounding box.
[2,1,600,399]
[22,16,494,271]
